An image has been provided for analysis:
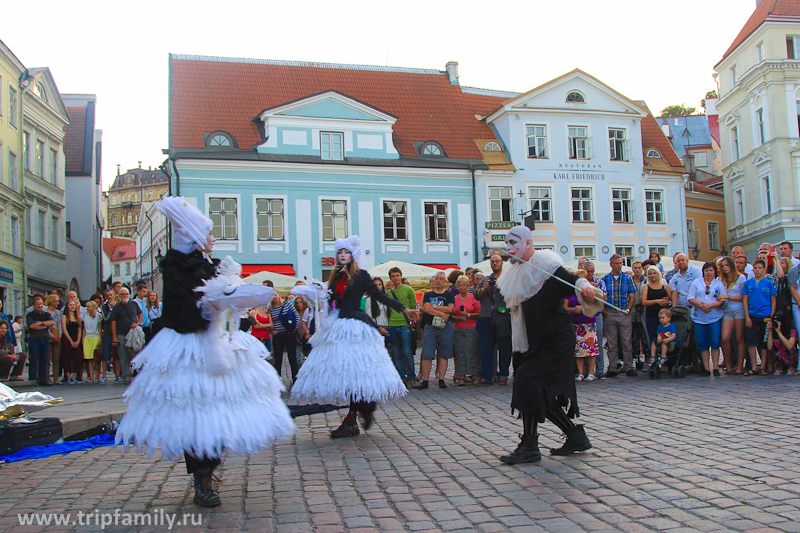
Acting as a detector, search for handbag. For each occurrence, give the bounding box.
[488,287,512,338]
[431,315,447,329]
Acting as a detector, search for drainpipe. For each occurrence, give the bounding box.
[471,166,479,261]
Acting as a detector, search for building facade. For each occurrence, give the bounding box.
[101,234,136,288]
[133,201,168,293]
[106,165,168,238]
[21,67,69,299]
[480,70,688,265]
[63,94,103,298]
[0,40,25,317]
[715,0,800,255]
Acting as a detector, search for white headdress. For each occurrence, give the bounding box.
[156,196,213,254]
[333,235,362,265]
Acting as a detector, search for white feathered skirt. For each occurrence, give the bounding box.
[116,327,296,460]
[290,314,407,404]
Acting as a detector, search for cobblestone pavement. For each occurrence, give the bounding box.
[1,371,800,532]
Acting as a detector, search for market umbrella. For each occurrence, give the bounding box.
[242,270,302,296]
[368,260,443,289]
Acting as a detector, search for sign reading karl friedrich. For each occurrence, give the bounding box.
[550,162,607,181]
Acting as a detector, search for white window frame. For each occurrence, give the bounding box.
[526,124,548,159]
[8,150,16,191]
[757,42,765,62]
[0,208,4,253]
[252,194,287,243]
[51,214,59,253]
[694,152,708,167]
[730,126,740,160]
[707,222,720,251]
[528,185,553,223]
[488,185,514,222]
[423,200,450,242]
[23,131,30,172]
[568,125,591,160]
[611,188,634,224]
[644,188,666,224]
[649,245,667,258]
[114,263,121,276]
[10,214,19,256]
[35,139,44,178]
[320,131,344,161]
[687,218,698,248]
[646,149,661,159]
[756,108,765,145]
[382,199,410,242]
[570,186,594,223]
[49,148,57,184]
[614,245,635,267]
[573,245,596,260]
[320,197,349,243]
[380,196,413,254]
[608,127,629,162]
[761,175,773,214]
[37,209,46,248]
[535,245,555,251]
[9,85,17,128]
[205,194,242,252]
[734,188,744,227]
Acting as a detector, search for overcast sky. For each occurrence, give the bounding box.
[3,0,758,190]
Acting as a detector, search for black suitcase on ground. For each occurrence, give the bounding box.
[0,417,63,455]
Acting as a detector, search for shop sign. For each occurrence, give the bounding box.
[485,221,518,230]
[491,234,507,241]
[0,267,13,283]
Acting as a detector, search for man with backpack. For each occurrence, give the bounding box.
[269,293,301,384]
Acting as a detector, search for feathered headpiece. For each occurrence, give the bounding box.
[333,235,362,266]
[156,196,213,254]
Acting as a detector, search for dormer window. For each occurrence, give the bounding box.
[420,141,445,157]
[484,141,502,152]
[566,91,585,103]
[206,131,235,148]
[321,132,344,160]
[646,149,661,158]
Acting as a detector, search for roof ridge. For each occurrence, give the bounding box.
[171,54,445,75]
[461,86,521,98]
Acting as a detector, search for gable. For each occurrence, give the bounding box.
[277,99,383,121]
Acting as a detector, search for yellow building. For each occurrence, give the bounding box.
[0,39,26,317]
[685,181,728,263]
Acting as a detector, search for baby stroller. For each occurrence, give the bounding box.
[648,305,692,379]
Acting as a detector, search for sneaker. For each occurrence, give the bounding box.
[626,369,638,377]
[585,374,596,382]
[575,375,584,382]
[597,372,606,380]
[407,380,419,389]
[498,377,508,385]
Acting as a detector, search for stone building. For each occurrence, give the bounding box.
[106,165,168,237]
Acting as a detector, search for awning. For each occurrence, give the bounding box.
[241,264,296,277]
[420,264,460,270]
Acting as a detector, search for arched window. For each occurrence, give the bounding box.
[33,83,47,103]
[646,149,661,158]
[206,131,235,147]
[484,142,502,152]
[566,91,586,103]
[420,142,444,157]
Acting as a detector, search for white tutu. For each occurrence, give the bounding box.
[290,313,407,404]
[116,327,296,460]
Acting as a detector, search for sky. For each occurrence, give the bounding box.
[3,0,759,191]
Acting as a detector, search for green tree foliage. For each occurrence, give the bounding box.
[659,104,697,117]
[701,90,718,110]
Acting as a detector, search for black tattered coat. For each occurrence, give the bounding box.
[329,269,406,330]
[159,249,219,335]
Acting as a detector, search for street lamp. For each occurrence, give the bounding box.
[720,245,728,257]
[481,241,490,261]
[692,244,701,260]
[155,248,164,269]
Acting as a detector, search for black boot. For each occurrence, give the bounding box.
[499,433,541,464]
[358,401,377,430]
[549,425,592,456]
[193,468,221,507]
[330,414,360,438]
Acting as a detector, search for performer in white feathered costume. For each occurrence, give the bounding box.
[290,236,419,438]
[115,197,295,508]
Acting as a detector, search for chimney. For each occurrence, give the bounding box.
[148,166,152,171]
[661,124,670,137]
[445,62,459,85]
[116,164,120,176]
[704,98,718,117]
[138,161,142,168]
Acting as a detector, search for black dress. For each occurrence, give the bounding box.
[160,249,219,334]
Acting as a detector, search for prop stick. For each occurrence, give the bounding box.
[514,258,629,315]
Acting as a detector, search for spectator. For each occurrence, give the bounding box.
[53,288,66,311]
[133,284,151,334]
[109,287,142,384]
[61,299,84,384]
[734,254,749,277]
[718,257,746,375]
[688,262,727,376]
[664,252,682,284]
[11,316,23,359]
[731,246,753,278]
[641,265,671,361]
[670,253,703,308]
[630,260,648,362]
[768,316,798,375]
[297,296,314,361]
[248,303,274,352]
[602,254,637,377]
[566,269,598,381]
[584,261,607,379]
[452,275,481,386]
[464,267,474,285]
[419,271,455,390]
[0,321,26,381]
[100,289,117,383]
[386,267,418,388]
[577,257,589,270]
[446,270,463,295]
[789,257,800,347]
[0,299,16,349]
[780,241,795,261]
[44,295,63,385]
[469,270,484,295]
[262,279,274,288]
[475,254,512,386]
[145,290,163,343]
[269,292,300,384]
[82,301,102,383]
[742,259,776,376]
[111,281,122,296]
[26,296,55,386]
[365,278,392,370]
[402,278,412,287]
[292,295,312,365]
[649,252,665,274]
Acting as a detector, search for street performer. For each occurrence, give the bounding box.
[496,226,601,464]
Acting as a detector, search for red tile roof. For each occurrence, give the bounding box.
[640,112,685,169]
[718,0,800,65]
[708,114,720,146]
[169,56,508,159]
[687,183,723,197]
[65,106,86,174]
[110,243,136,262]
[103,236,134,259]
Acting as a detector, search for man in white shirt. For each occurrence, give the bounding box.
[731,246,753,279]
[669,253,703,309]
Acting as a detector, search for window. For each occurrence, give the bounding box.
[0,75,3,118]
[37,210,45,248]
[111,214,116,227]
[208,134,231,147]
[209,197,238,239]
[574,246,595,259]
[788,36,799,59]
[36,140,44,177]
[687,219,697,247]
[50,148,57,183]
[646,149,661,158]
[321,200,347,241]
[645,189,665,223]
[66,221,71,239]
[731,65,737,85]
[489,186,513,222]
[8,151,16,190]
[383,201,407,241]
[694,152,708,167]
[23,132,30,171]
[762,175,773,214]
[707,222,719,251]
[649,246,667,257]
[420,142,443,157]
[10,216,19,256]
[125,262,131,275]
[320,132,343,161]
[608,128,627,161]
[33,83,47,103]
[528,187,553,222]
[256,198,284,240]
[615,246,635,267]
[734,189,744,226]
[731,126,740,160]
[127,213,132,224]
[568,126,589,159]
[571,188,593,222]
[757,42,765,62]
[566,91,585,103]
[526,125,547,158]
[51,216,58,252]
[9,86,17,128]
[114,264,121,276]
[0,142,3,184]
[612,189,633,223]
[484,142,502,152]
[756,108,765,145]
[424,202,448,241]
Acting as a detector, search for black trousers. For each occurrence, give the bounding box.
[184,452,220,474]
[272,331,299,381]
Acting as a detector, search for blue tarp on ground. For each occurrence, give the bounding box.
[0,433,116,466]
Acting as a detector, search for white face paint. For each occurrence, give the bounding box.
[337,249,353,265]
[505,231,525,258]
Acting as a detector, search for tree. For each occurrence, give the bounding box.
[701,90,718,110]
[659,104,697,117]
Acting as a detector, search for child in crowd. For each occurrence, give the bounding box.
[742,259,777,376]
[12,317,23,355]
[650,308,677,378]
[82,301,102,383]
[768,315,798,375]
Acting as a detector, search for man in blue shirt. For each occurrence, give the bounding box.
[602,254,637,377]
[669,253,703,308]
[742,259,776,376]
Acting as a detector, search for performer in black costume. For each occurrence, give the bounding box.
[496,226,601,464]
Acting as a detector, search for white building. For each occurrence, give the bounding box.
[133,202,168,293]
[479,70,688,264]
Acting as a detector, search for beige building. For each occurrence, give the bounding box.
[106,165,168,238]
[715,0,800,255]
